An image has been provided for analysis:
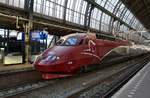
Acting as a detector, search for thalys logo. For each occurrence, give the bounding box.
[88,40,96,53]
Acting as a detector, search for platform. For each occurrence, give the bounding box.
[0,63,33,74]
[112,62,150,98]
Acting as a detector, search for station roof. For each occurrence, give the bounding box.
[0,0,146,34]
[122,0,150,30]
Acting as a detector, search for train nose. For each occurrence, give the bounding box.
[34,57,64,73]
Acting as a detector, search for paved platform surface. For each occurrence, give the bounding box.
[112,62,150,98]
[0,63,33,74]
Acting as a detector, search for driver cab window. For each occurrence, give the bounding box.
[64,37,78,46]
[56,36,83,46]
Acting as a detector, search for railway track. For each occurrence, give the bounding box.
[0,80,59,98]
[67,55,150,98]
[102,60,148,98]
[0,69,41,90]
[0,54,149,98]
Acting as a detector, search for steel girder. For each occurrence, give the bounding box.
[84,2,94,30]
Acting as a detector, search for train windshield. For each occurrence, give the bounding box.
[56,37,79,46]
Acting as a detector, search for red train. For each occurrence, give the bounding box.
[33,33,134,79]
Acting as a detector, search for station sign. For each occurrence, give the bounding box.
[31,30,48,41]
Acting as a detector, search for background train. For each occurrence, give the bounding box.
[34,33,150,79]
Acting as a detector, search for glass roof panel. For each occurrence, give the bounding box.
[104,0,119,13]
[34,0,65,19]
[0,0,25,8]
[90,8,102,30]
[101,13,111,32]
[95,0,107,7]
[66,0,87,25]
[116,3,125,17]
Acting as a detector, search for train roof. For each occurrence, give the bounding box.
[63,33,128,42]
[65,33,97,38]
[63,33,87,39]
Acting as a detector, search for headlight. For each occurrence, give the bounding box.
[45,55,60,62]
